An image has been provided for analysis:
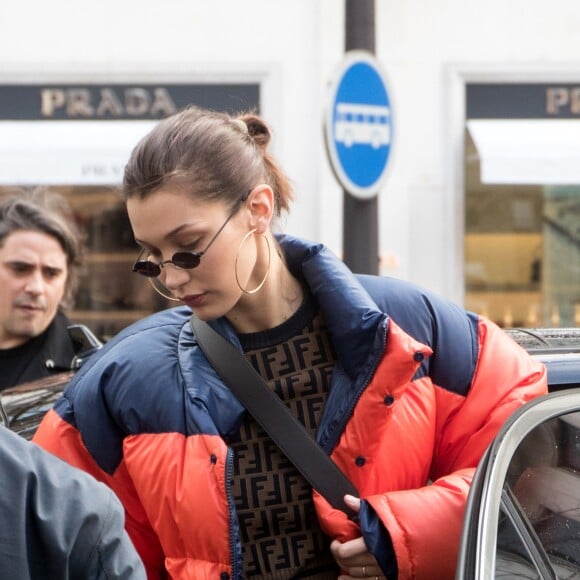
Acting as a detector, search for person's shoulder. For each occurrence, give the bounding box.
[358,273,444,303]
[104,305,192,349]
[356,274,472,321]
[65,306,192,386]
[357,274,480,395]
[0,425,108,501]
[116,305,191,335]
[0,425,145,579]
[53,307,193,445]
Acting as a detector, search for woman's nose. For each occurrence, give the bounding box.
[162,264,191,291]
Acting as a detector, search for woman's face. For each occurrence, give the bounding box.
[127,187,264,320]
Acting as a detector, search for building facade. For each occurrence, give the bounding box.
[0,0,578,336]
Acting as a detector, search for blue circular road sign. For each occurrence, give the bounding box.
[325,51,393,199]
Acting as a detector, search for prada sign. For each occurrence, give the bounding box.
[0,82,260,185]
[0,83,260,120]
[467,83,580,119]
[41,87,177,118]
[545,87,580,115]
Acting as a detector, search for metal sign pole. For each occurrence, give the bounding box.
[343,0,378,275]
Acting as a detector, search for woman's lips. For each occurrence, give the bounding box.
[181,293,206,308]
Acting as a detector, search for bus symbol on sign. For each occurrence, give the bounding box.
[334,102,391,149]
[325,51,393,199]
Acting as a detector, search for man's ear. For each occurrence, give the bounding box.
[247,184,274,233]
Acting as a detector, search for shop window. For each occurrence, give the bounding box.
[465,84,580,328]
[0,184,172,341]
[0,82,260,340]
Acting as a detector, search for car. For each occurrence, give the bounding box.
[0,324,103,440]
[457,327,580,579]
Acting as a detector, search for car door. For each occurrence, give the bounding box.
[457,388,580,579]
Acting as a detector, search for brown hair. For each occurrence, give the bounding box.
[0,188,83,309]
[122,105,293,216]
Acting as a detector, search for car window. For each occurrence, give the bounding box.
[457,389,580,580]
[0,372,74,440]
[497,411,580,578]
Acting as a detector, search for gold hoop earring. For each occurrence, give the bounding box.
[235,229,271,294]
[147,277,181,302]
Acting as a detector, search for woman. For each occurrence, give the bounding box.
[34,105,547,579]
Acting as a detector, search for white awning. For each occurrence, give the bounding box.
[467,119,580,185]
[0,120,157,185]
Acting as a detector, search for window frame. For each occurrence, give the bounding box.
[457,387,580,579]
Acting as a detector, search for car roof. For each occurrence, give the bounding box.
[505,328,580,354]
[506,328,580,390]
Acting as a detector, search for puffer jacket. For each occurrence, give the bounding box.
[33,235,547,579]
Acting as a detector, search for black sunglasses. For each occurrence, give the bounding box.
[132,191,249,278]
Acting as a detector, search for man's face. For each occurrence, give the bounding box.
[0,230,68,349]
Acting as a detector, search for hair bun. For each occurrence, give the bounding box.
[240,114,271,149]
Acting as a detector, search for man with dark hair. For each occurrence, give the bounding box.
[0,189,85,389]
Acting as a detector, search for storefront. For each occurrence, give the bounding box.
[465,83,580,328]
[2,2,580,335]
[0,83,260,339]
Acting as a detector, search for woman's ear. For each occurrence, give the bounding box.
[247,184,274,233]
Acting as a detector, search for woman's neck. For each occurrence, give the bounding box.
[226,250,303,334]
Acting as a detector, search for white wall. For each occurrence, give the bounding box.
[372,0,580,300]
[2,0,580,302]
[0,0,332,246]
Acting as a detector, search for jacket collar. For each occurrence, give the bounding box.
[43,310,76,371]
[207,235,388,382]
[277,235,388,381]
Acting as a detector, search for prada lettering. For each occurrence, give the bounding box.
[546,87,580,115]
[40,87,178,118]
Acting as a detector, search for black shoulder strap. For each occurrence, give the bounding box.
[190,315,358,518]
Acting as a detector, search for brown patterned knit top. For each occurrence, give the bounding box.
[231,294,339,579]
